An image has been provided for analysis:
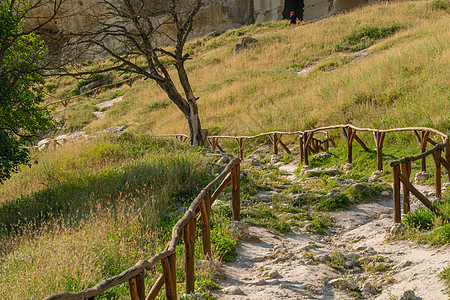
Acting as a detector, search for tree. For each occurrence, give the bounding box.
[56,0,206,146]
[0,0,58,183]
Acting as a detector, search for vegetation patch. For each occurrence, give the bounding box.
[398,196,450,246]
[335,23,404,52]
[316,194,351,211]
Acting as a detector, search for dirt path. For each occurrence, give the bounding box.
[212,162,449,300]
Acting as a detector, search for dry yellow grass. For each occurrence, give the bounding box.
[69,0,449,137]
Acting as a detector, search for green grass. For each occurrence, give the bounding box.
[398,195,450,246]
[335,22,404,52]
[0,134,237,299]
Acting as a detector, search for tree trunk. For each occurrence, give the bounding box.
[186,100,206,147]
[157,77,206,146]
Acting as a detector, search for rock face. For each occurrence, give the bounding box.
[27,0,377,59]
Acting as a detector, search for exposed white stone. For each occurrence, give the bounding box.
[222,286,244,295]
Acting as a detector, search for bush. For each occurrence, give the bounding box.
[431,0,449,11]
[403,207,434,230]
[316,194,351,211]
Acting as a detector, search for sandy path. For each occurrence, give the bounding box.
[212,163,449,300]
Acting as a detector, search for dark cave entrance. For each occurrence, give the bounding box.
[282,0,305,21]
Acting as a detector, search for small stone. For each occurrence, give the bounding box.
[393,260,413,270]
[371,170,383,177]
[250,256,265,262]
[362,247,377,256]
[399,290,418,300]
[414,171,429,182]
[368,176,382,183]
[222,286,244,295]
[343,163,355,170]
[267,270,281,278]
[361,281,377,294]
[381,190,390,197]
[315,253,331,263]
[389,223,404,236]
[328,278,358,290]
[311,152,331,161]
[228,221,250,235]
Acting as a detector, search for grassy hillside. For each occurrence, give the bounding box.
[0,1,449,299]
[46,0,449,137]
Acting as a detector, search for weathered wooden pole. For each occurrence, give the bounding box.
[432,150,442,198]
[199,193,212,259]
[400,161,411,214]
[303,132,309,165]
[273,133,278,155]
[299,134,304,163]
[147,275,165,300]
[420,131,429,172]
[231,163,241,221]
[392,164,401,223]
[374,132,386,171]
[161,255,177,300]
[345,127,356,164]
[184,217,196,294]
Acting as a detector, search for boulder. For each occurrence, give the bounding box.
[232,37,259,54]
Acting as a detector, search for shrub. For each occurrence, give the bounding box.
[431,0,449,10]
[403,207,434,230]
[316,194,351,211]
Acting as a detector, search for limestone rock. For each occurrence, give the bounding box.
[343,163,355,170]
[399,290,418,300]
[270,154,281,164]
[222,286,244,295]
[311,152,331,161]
[228,221,250,235]
[368,176,382,183]
[361,281,377,294]
[328,278,358,290]
[414,171,429,182]
[79,73,112,94]
[232,37,259,54]
[381,190,390,197]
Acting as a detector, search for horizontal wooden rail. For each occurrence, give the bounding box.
[44,158,241,300]
[163,124,448,225]
[45,74,142,108]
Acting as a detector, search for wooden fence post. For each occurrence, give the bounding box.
[420,131,429,172]
[446,142,450,168]
[401,161,411,214]
[303,132,309,165]
[231,163,241,221]
[199,192,212,259]
[392,164,401,223]
[432,150,442,198]
[374,132,385,171]
[299,135,304,163]
[161,255,177,300]
[273,133,278,155]
[184,217,196,294]
[345,127,356,164]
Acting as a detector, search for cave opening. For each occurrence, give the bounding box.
[282,0,305,21]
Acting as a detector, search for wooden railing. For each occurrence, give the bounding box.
[43,158,241,300]
[45,74,141,108]
[166,124,449,224]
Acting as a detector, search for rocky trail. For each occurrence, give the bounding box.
[211,160,449,300]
